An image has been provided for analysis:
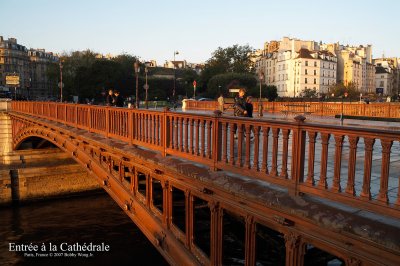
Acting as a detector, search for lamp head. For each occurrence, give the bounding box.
[134,61,140,73]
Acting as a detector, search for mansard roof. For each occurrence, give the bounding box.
[295,48,314,59]
[375,66,389,74]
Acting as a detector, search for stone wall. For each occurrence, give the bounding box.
[0,111,100,205]
[0,151,100,205]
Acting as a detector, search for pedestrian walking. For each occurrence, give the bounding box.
[218,93,225,112]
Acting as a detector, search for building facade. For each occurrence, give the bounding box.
[0,37,30,97]
[327,44,375,93]
[0,36,58,99]
[373,57,399,96]
[256,37,337,97]
[375,66,392,95]
[28,49,58,99]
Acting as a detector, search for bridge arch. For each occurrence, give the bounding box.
[11,122,196,265]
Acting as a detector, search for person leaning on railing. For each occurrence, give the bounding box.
[233,88,249,139]
[233,88,247,117]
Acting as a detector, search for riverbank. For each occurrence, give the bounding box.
[0,148,100,206]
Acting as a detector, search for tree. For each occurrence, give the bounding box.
[265,85,278,101]
[176,68,199,98]
[45,50,141,102]
[328,82,359,99]
[207,73,257,98]
[300,88,318,98]
[200,44,255,92]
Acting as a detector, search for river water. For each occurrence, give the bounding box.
[0,192,168,266]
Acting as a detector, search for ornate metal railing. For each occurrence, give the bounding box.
[185,100,400,118]
[11,101,400,219]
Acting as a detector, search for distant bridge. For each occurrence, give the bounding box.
[6,101,400,265]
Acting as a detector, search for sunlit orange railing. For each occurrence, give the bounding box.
[185,100,400,118]
[10,101,400,219]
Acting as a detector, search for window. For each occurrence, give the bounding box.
[305,69,308,75]
[314,79,316,84]
[305,61,308,66]
[380,81,384,87]
[305,78,308,84]
[314,61,317,67]
[314,70,317,75]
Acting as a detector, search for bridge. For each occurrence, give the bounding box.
[4,101,400,265]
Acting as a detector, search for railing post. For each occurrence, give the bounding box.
[55,103,59,121]
[212,110,222,171]
[88,105,92,132]
[64,103,67,124]
[75,104,78,127]
[163,107,170,157]
[128,108,133,145]
[291,115,306,196]
[106,107,110,138]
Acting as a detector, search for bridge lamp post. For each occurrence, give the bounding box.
[341,91,348,124]
[59,60,63,102]
[173,51,179,104]
[258,70,264,117]
[134,61,140,108]
[144,66,149,109]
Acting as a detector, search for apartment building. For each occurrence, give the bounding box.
[0,36,58,99]
[324,43,375,93]
[257,37,337,97]
[28,48,58,99]
[0,36,30,96]
[373,57,399,96]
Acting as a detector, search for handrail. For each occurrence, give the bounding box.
[185,100,400,118]
[10,101,400,219]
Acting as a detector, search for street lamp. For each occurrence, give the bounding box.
[258,70,264,117]
[59,60,63,102]
[340,91,348,124]
[144,66,149,109]
[134,61,140,108]
[173,51,179,105]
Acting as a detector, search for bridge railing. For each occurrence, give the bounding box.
[185,100,400,118]
[11,101,400,219]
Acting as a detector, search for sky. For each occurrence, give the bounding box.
[1,0,399,65]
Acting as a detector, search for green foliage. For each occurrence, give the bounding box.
[265,85,278,101]
[207,73,257,98]
[300,88,318,98]
[328,82,359,99]
[176,68,199,98]
[200,44,255,92]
